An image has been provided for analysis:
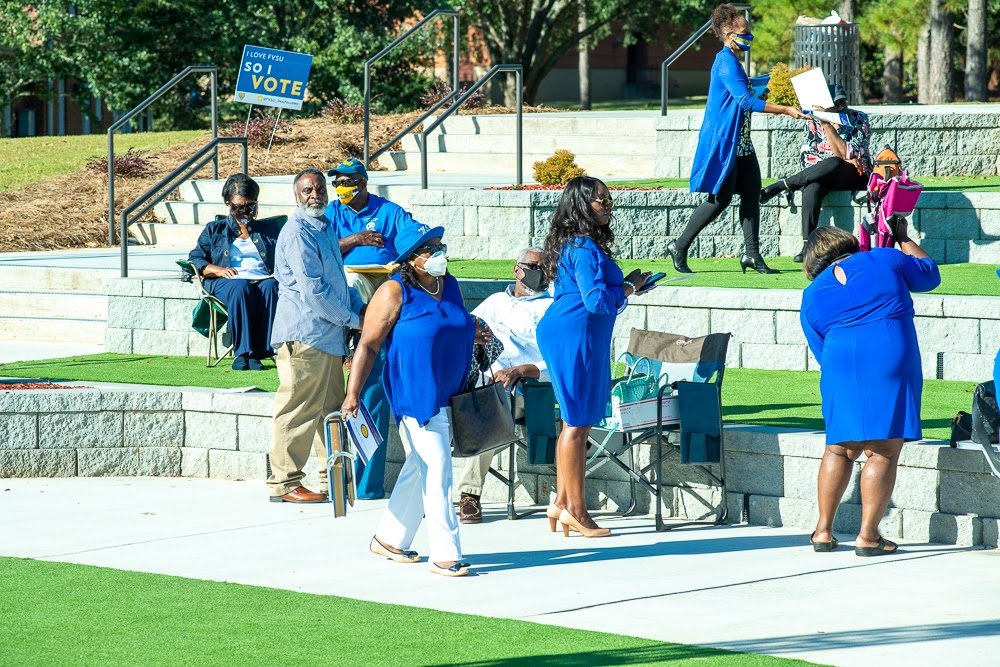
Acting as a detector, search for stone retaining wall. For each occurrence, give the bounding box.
[2,385,996,547]
[104,278,999,382]
[654,111,1000,179]
[406,189,1000,263]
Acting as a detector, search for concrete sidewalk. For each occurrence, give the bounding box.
[2,477,997,666]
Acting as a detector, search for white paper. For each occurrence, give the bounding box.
[345,400,383,465]
[791,67,834,110]
[806,110,853,127]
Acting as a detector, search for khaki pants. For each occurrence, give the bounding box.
[346,271,389,303]
[268,341,345,497]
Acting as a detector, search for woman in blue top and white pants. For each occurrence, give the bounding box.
[666,4,806,276]
[343,224,480,577]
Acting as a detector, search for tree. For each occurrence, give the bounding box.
[578,1,590,110]
[927,0,955,102]
[860,0,928,102]
[451,0,705,105]
[965,0,988,101]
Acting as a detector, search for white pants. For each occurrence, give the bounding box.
[375,408,462,563]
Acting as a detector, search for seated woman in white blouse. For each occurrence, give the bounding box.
[188,174,281,370]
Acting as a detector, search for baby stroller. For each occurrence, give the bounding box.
[857,146,923,251]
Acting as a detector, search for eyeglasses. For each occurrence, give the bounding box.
[417,242,447,255]
[335,177,363,187]
[228,201,258,215]
[593,196,613,210]
[517,262,542,271]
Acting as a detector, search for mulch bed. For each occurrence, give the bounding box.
[0,382,90,390]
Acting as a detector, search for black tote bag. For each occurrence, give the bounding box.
[450,379,518,458]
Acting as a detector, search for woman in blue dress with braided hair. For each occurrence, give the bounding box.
[537,176,652,539]
[800,223,939,557]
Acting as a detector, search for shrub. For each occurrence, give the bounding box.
[419,80,487,110]
[533,150,586,186]
[220,116,292,148]
[766,62,811,107]
[85,148,153,178]
[320,97,365,124]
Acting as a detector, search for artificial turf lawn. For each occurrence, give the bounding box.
[0,558,815,666]
[0,355,975,441]
[0,130,205,193]
[449,258,1000,297]
[605,175,1000,191]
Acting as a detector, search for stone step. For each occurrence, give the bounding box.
[428,112,657,137]
[0,266,115,293]
[0,316,105,343]
[0,290,107,321]
[400,132,655,156]
[130,223,205,248]
[152,201,291,226]
[377,150,655,178]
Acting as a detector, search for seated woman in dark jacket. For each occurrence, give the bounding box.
[188,174,280,370]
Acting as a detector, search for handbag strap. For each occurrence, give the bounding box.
[617,352,653,382]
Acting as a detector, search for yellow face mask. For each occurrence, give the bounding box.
[336,184,360,204]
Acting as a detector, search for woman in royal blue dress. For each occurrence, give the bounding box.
[538,177,652,538]
[800,224,940,556]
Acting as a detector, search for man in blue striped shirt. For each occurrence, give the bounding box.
[267,168,365,503]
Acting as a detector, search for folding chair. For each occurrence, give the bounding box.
[176,259,233,367]
[587,328,732,531]
[486,378,558,520]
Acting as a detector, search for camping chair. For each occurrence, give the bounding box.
[176,259,233,367]
[588,328,732,531]
[486,378,558,520]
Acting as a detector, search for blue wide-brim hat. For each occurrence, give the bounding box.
[394,224,446,264]
[327,157,368,180]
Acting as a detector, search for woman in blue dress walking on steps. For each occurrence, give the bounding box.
[800,223,939,557]
[537,177,652,538]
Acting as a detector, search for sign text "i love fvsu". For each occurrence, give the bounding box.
[234,45,313,110]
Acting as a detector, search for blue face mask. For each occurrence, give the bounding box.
[731,32,753,51]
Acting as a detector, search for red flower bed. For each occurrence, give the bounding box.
[486,184,669,191]
[0,382,90,391]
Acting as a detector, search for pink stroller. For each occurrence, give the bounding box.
[857,169,923,251]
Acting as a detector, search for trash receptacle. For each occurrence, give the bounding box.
[794,23,862,104]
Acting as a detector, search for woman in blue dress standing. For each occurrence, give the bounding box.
[665,3,806,276]
[343,224,480,577]
[538,177,652,538]
[800,224,940,556]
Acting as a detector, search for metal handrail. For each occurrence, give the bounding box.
[420,65,522,189]
[108,65,218,244]
[119,137,248,277]
[661,4,751,115]
[364,8,460,165]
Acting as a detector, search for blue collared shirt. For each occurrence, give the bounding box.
[270,207,364,357]
[325,194,421,266]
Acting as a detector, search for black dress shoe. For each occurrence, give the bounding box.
[740,254,779,275]
[760,179,789,204]
[665,240,694,274]
[793,243,807,263]
[232,354,250,371]
[248,357,264,371]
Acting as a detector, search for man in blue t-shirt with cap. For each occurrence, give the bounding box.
[326,157,423,499]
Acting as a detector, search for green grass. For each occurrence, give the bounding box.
[0,354,974,440]
[605,176,1000,191]
[450,258,1000,297]
[0,558,813,666]
[0,130,206,193]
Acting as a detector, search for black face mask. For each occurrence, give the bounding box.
[520,267,548,293]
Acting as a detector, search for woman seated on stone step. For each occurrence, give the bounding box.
[188,173,280,371]
[760,84,871,263]
[799,223,939,557]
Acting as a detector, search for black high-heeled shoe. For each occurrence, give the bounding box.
[760,178,789,204]
[740,254,779,275]
[665,240,694,274]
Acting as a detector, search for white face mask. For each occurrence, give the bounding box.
[422,251,448,277]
